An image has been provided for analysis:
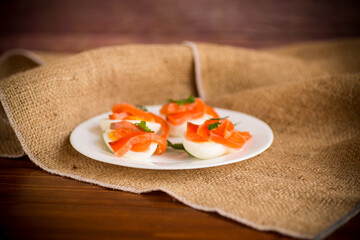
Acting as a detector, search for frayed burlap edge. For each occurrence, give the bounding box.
[0,49,46,158]
[314,203,360,240]
[183,41,206,100]
[0,48,46,66]
[0,152,25,158]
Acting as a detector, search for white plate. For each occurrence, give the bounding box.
[70,106,273,170]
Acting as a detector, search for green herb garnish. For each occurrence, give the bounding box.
[169,95,195,106]
[136,105,148,112]
[167,140,195,157]
[209,116,229,120]
[135,121,153,132]
[207,122,221,131]
[167,140,185,150]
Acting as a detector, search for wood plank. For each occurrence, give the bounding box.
[0,157,359,239]
[1,0,360,51]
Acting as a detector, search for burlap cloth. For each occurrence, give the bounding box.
[1,39,359,239]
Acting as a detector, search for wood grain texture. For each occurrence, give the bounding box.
[0,157,359,240]
[0,0,360,51]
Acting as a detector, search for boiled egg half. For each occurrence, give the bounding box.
[182,137,235,159]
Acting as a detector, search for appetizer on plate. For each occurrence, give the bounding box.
[99,102,252,161]
[103,120,167,160]
[183,117,252,159]
[160,95,219,137]
[101,103,169,138]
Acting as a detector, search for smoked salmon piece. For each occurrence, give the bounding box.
[185,119,251,150]
[109,132,167,157]
[160,98,219,126]
[110,103,169,138]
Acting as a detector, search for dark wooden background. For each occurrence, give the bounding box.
[1,0,360,52]
[1,0,360,239]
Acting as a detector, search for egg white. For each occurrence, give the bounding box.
[164,114,212,137]
[182,136,234,159]
[100,119,161,133]
[103,129,158,160]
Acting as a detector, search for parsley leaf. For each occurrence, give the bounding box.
[209,116,229,120]
[234,121,241,126]
[136,105,148,112]
[207,122,221,131]
[135,121,153,132]
[169,95,195,106]
[167,140,185,150]
[167,140,195,157]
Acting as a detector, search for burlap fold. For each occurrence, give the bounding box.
[0,40,359,239]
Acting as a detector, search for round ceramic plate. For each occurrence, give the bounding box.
[70,106,273,170]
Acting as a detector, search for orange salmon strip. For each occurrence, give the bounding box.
[186,119,252,149]
[112,103,154,122]
[160,98,219,125]
[109,121,143,141]
[131,141,153,152]
[110,103,169,138]
[109,132,167,157]
[148,112,169,138]
[109,112,129,120]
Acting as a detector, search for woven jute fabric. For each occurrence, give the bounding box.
[0,40,359,239]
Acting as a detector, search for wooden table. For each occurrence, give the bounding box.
[1,1,360,239]
[1,0,360,52]
[0,156,359,240]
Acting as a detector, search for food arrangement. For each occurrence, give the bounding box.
[183,118,252,159]
[160,95,219,137]
[101,95,252,161]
